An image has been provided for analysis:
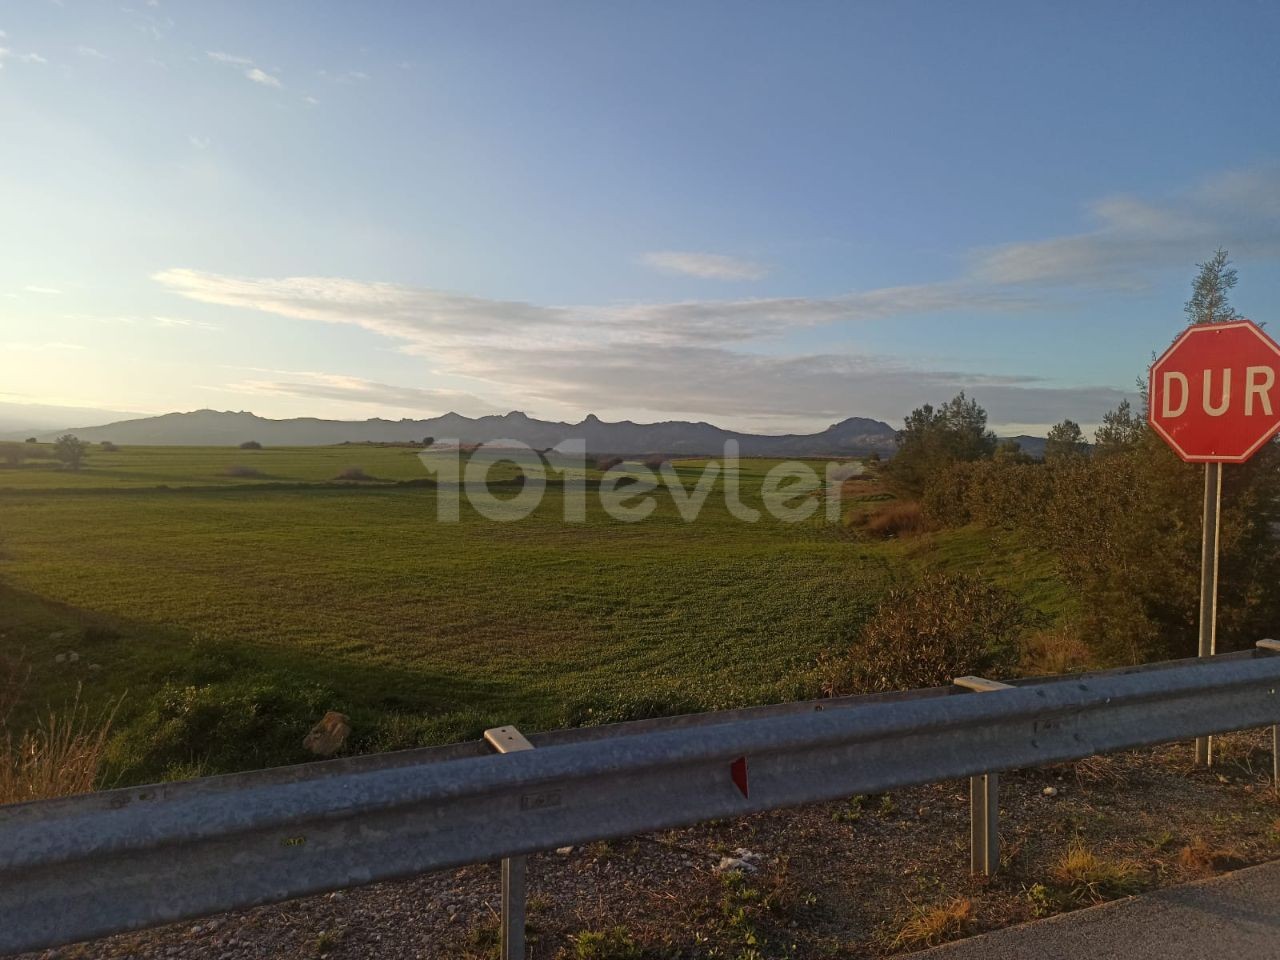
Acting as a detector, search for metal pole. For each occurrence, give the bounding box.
[484,726,535,960]
[1195,462,1223,766]
[969,773,999,876]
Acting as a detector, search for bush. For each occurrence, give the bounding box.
[53,433,89,471]
[100,441,119,452]
[642,454,669,470]
[112,676,334,782]
[823,573,1026,695]
[335,466,373,481]
[225,464,264,478]
[0,443,23,467]
[863,501,928,539]
[239,440,262,450]
[593,455,624,472]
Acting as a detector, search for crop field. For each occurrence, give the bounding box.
[0,444,1071,785]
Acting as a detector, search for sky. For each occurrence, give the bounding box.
[2,1,1279,435]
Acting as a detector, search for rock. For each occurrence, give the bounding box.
[1043,786,1059,797]
[555,846,574,855]
[54,654,66,664]
[716,856,758,874]
[49,632,64,641]
[303,711,352,756]
[88,663,102,671]
[68,651,80,663]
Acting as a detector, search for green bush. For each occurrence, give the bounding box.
[111,676,334,782]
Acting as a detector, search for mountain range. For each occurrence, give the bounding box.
[12,408,905,456]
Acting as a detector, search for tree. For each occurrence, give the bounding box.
[53,434,89,472]
[1093,399,1144,457]
[239,440,262,450]
[888,392,997,493]
[1044,419,1087,461]
[993,439,1033,464]
[0,443,23,467]
[24,437,37,444]
[422,436,435,448]
[1184,248,1242,325]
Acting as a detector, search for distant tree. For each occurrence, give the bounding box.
[24,437,37,444]
[0,443,23,467]
[239,440,262,450]
[993,439,1033,464]
[100,441,119,452]
[888,392,996,493]
[1044,419,1088,461]
[1093,399,1145,457]
[53,434,89,472]
[1185,248,1243,326]
[866,450,881,463]
[422,436,435,448]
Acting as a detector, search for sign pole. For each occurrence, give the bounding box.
[1194,461,1223,766]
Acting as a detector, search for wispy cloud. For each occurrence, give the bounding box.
[207,50,281,89]
[642,251,770,281]
[245,66,281,88]
[187,135,210,150]
[0,48,46,68]
[153,268,1059,428]
[225,370,492,415]
[76,45,108,59]
[972,167,1280,288]
[206,51,252,66]
[154,316,220,331]
[0,341,84,352]
[24,285,62,295]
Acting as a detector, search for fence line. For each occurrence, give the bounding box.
[3,645,1280,956]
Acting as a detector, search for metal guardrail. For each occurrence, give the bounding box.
[3,646,1280,957]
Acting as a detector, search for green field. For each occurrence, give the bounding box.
[0,444,1072,785]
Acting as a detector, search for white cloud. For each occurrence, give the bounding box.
[642,251,769,281]
[973,168,1280,287]
[154,315,220,331]
[153,267,1071,429]
[0,48,46,68]
[225,370,492,415]
[76,45,108,59]
[302,95,319,105]
[187,135,211,150]
[206,51,252,66]
[245,67,281,88]
[24,285,62,295]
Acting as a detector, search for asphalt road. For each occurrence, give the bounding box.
[917,860,1280,959]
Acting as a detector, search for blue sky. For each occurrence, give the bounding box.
[2,1,1279,434]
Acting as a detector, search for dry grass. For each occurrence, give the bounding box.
[1020,625,1093,676]
[0,651,30,725]
[334,466,374,481]
[1050,840,1143,903]
[864,501,928,539]
[1176,838,1248,878]
[0,690,118,805]
[891,897,973,950]
[224,464,265,478]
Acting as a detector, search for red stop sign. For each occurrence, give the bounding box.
[1149,320,1280,463]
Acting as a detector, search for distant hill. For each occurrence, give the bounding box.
[0,401,147,437]
[26,408,904,457]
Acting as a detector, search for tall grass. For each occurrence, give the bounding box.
[0,690,118,805]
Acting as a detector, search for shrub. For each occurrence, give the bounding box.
[1020,625,1093,675]
[642,454,668,470]
[111,676,333,782]
[593,455,624,472]
[823,572,1026,695]
[225,464,264,478]
[239,440,262,450]
[569,927,645,959]
[863,501,928,539]
[335,466,373,481]
[24,437,37,444]
[100,441,119,452]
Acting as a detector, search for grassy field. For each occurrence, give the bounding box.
[0,444,1073,785]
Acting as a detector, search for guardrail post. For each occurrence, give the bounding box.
[954,676,1012,876]
[1255,640,1280,790]
[484,725,535,960]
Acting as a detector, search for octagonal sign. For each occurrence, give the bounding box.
[1149,319,1280,463]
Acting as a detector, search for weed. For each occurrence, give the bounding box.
[891,897,974,949]
[1049,840,1143,903]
